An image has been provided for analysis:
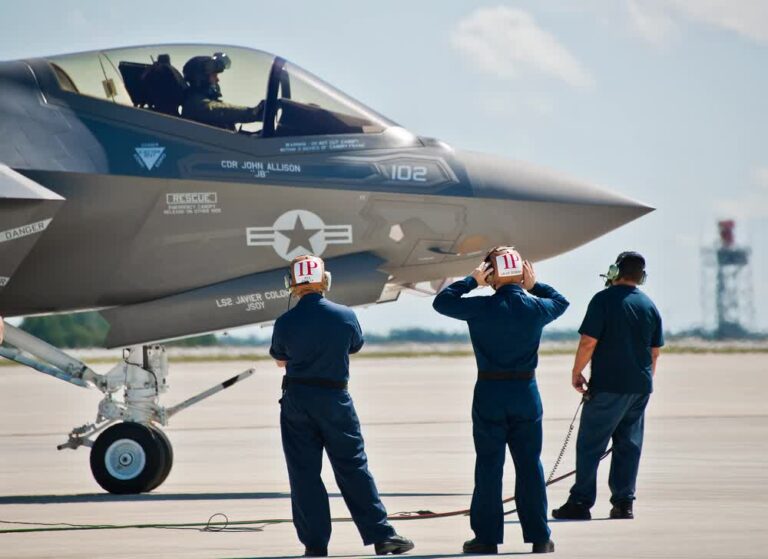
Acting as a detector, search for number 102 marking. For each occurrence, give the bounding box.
[388,165,428,182]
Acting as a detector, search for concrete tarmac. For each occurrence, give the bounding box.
[0,353,766,558]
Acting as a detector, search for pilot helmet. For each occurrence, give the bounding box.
[484,246,524,288]
[284,255,332,295]
[183,52,231,89]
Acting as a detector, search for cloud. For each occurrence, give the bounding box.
[628,0,768,45]
[627,0,679,46]
[451,6,594,89]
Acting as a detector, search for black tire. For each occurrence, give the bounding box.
[145,426,174,492]
[90,422,167,494]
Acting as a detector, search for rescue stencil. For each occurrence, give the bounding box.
[164,192,220,216]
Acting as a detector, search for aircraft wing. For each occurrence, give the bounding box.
[0,165,65,291]
[100,252,388,348]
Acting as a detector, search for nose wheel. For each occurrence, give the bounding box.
[90,422,173,494]
[146,426,174,492]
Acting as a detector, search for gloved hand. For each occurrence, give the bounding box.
[251,100,265,120]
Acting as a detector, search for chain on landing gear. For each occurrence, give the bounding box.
[0,323,253,494]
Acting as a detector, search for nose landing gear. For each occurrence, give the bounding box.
[0,323,253,494]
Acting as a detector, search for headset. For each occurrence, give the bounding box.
[601,251,646,287]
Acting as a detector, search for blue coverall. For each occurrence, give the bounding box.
[270,293,396,549]
[433,278,569,545]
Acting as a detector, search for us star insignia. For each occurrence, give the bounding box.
[246,209,353,260]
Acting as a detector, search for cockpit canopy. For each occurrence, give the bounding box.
[46,44,394,137]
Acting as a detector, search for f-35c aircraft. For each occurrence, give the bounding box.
[0,44,651,493]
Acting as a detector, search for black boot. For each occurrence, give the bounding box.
[374,534,415,555]
[532,540,555,554]
[462,538,498,554]
[303,547,328,557]
[610,500,634,519]
[552,501,591,520]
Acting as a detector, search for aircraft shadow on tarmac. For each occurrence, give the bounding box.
[0,491,470,505]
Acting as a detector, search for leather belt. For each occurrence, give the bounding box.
[477,371,535,381]
[282,376,348,390]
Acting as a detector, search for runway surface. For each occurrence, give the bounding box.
[1,353,766,558]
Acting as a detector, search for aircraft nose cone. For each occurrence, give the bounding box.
[457,150,653,260]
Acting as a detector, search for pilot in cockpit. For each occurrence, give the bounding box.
[181,53,264,131]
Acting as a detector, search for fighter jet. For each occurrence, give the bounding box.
[0,44,651,493]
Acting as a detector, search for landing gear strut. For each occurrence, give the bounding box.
[0,323,253,494]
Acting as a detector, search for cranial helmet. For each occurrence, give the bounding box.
[284,255,332,295]
[484,246,524,287]
[182,52,231,87]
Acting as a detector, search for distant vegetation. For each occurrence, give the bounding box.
[19,312,217,348]
[21,313,110,348]
[221,327,583,346]
[15,314,767,349]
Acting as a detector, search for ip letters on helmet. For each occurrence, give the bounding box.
[284,254,332,293]
[494,251,523,278]
[484,246,524,287]
[294,258,323,285]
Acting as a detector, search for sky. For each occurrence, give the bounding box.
[1,0,766,336]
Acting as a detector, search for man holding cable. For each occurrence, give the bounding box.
[552,251,663,521]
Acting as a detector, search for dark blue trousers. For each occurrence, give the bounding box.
[470,379,551,545]
[568,392,650,508]
[280,385,395,548]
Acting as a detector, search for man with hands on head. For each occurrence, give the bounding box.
[433,247,569,555]
[552,251,663,521]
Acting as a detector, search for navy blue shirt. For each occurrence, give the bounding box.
[433,277,569,372]
[269,293,364,382]
[580,285,664,394]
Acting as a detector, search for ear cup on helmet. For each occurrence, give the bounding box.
[606,263,620,281]
[601,252,646,286]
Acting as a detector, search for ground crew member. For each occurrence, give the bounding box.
[181,52,264,131]
[552,251,663,521]
[0,316,4,343]
[433,247,568,555]
[270,255,414,557]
